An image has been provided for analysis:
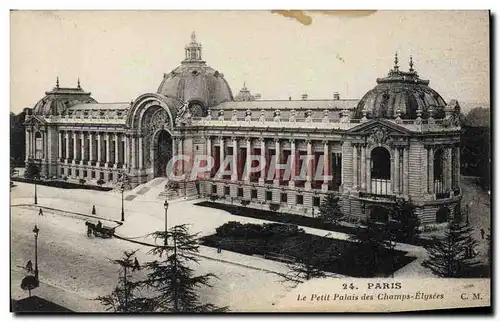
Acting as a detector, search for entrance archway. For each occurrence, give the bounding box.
[154,130,172,177]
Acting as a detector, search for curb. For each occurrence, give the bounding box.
[113,233,282,276]
[12,204,123,228]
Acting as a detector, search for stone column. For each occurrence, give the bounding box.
[352,144,358,189]
[394,147,400,194]
[206,136,212,179]
[305,140,312,190]
[245,138,251,183]
[273,138,280,186]
[25,130,30,162]
[72,132,77,165]
[97,133,102,166]
[366,150,371,194]
[230,137,237,181]
[105,133,111,168]
[322,140,329,192]
[138,135,143,170]
[88,132,94,166]
[178,137,184,175]
[131,135,137,169]
[259,138,265,184]
[428,146,434,194]
[218,136,225,179]
[123,135,128,169]
[360,145,366,190]
[403,147,409,195]
[58,131,63,161]
[80,132,85,165]
[114,133,119,168]
[65,132,70,164]
[289,139,296,187]
[446,146,453,191]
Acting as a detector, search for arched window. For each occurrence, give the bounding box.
[371,147,391,179]
[371,147,391,195]
[436,207,450,223]
[453,204,462,222]
[34,132,43,159]
[434,149,444,180]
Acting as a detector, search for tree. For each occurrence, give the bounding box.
[317,194,343,224]
[21,275,38,298]
[24,161,40,179]
[95,250,153,312]
[421,221,480,277]
[142,224,227,312]
[390,199,420,243]
[465,107,490,127]
[79,178,86,185]
[349,220,392,276]
[278,233,334,288]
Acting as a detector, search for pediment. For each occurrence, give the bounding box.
[22,115,47,127]
[347,119,410,136]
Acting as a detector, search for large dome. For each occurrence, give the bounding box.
[156,32,233,110]
[354,55,446,120]
[32,78,97,116]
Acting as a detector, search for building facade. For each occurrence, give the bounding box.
[23,33,462,224]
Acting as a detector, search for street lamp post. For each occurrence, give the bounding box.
[33,225,39,282]
[164,199,169,246]
[121,184,125,222]
[34,180,38,205]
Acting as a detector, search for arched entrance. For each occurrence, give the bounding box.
[371,147,391,195]
[154,130,172,177]
[436,207,450,223]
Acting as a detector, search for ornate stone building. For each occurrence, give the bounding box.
[23,33,462,224]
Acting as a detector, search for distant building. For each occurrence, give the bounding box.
[23,33,462,224]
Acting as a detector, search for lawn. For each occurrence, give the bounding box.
[201,222,416,278]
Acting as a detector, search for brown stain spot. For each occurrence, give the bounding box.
[271,10,377,25]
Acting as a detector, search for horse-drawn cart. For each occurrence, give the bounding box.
[85,220,115,238]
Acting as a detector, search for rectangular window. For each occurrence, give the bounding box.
[224,186,230,196]
[100,172,104,180]
[251,189,257,199]
[212,185,217,194]
[108,173,113,181]
[75,170,79,177]
[281,193,287,203]
[313,196,321,207]
[68,168,72,176]
[266,191,272,201]
[83,170,87,177]
[296,195,303,205]
[91,171,95,179]
[237,187,243,197]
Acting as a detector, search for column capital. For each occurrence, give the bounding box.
[231,136,237,141]
[274,138,280,143]
[289,138,295,144]
[322,139,329,145]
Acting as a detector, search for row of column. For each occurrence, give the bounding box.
[58,131,132,169]
[207,136,337,190]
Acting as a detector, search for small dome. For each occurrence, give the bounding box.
[156,32,233,109]
[354,55,446,119]
[33,78,97,116]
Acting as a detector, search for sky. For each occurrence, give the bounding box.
[10,10,490,113]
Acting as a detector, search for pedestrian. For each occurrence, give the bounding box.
[480,228,485,240]
[38,208,43,216]
[97,220,102,229]
[26,260,33,273]
[92,205,96,215]
[133,257,140,271]
[217,241,222,254]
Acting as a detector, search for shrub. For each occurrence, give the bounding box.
[62,176,68,181]
[97,179,105,186]
[79,178,86,185]
[241,200,250,206]
[269,203,280,212]
[165,180,180,191]
[209,195,219,202]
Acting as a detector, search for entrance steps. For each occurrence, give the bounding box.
[125,177,169,202]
